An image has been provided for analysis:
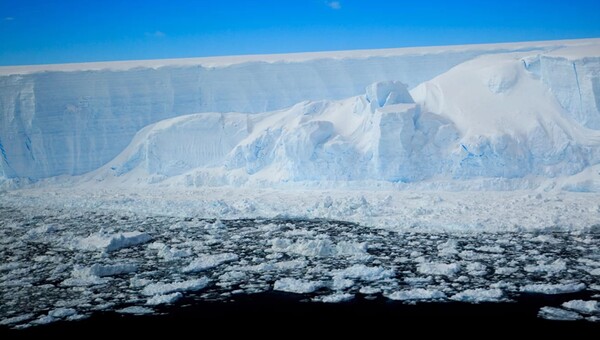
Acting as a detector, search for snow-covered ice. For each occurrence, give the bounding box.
[417,262,460,276]
[538,307,583,321]
[450,289,504,303]
[146,293,183,306]
[142,278,210,296]
[521,283,586,295]
[273,278,326,294]
[182,253,238,273]
[562,300,600,314]
[386,289,446,301]
[1,39,599,192]
[78,231,151,252]
[116,306,154,315]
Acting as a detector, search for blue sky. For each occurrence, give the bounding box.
[1,0,599,65]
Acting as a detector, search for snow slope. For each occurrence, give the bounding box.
[0,39,599,190]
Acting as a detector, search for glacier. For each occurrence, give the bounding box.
[1,38,599,190]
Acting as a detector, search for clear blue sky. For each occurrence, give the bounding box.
[1,0,599,65]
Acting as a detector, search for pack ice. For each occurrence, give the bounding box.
[0,39,599,191]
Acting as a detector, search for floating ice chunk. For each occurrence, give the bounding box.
[589,268,600,276]
[332,277,354,290]
[333,264,394,281]
[417,262,460,276]
[466,262,487,276]
[142,277,210,296]
[31,315,55,325]
[521,282,586,294]
[218,271,247,283]
[450,289,504,302]
[79,231,151,252]
[437,239,459,257]
[530,235,560,244]
[538,307,583,321]
[273,278,326,294]
[386,288,446,301]
[494,267,518,275]
[182,253,238,273]
[335,241,370,258]
[48,308,77,319]
[74,263,138,278]
[271,238,335,257]
[320,293,354,303]
[0,313,35,325]
[149,242,193,260]
[359,286,381,295]
[0,262,23,272]
[116,306,154,315]
[562,300,600,314]
[146,292,182,305]
[524,259,567,274]
[26,225,58,237]
[274,259,308,270]
[476,245,504,253]
[404,276,433,285]
[61,272,108,287]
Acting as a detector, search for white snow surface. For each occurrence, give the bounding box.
[1,38,599,192]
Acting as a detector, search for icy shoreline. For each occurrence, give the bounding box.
[2,187,599,233]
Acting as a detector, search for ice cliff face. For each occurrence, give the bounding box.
[1,39,599,190]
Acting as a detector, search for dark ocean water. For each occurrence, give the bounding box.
[3,291,600,337]
[1,206,599,336]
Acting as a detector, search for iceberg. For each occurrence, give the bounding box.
[1,38,599,192]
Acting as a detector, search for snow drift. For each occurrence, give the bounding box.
[1,39,599,190]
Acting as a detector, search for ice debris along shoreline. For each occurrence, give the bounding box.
[1,207,599,329]
[3,188,599,233]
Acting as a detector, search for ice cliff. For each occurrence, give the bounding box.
[0,39,599,190]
